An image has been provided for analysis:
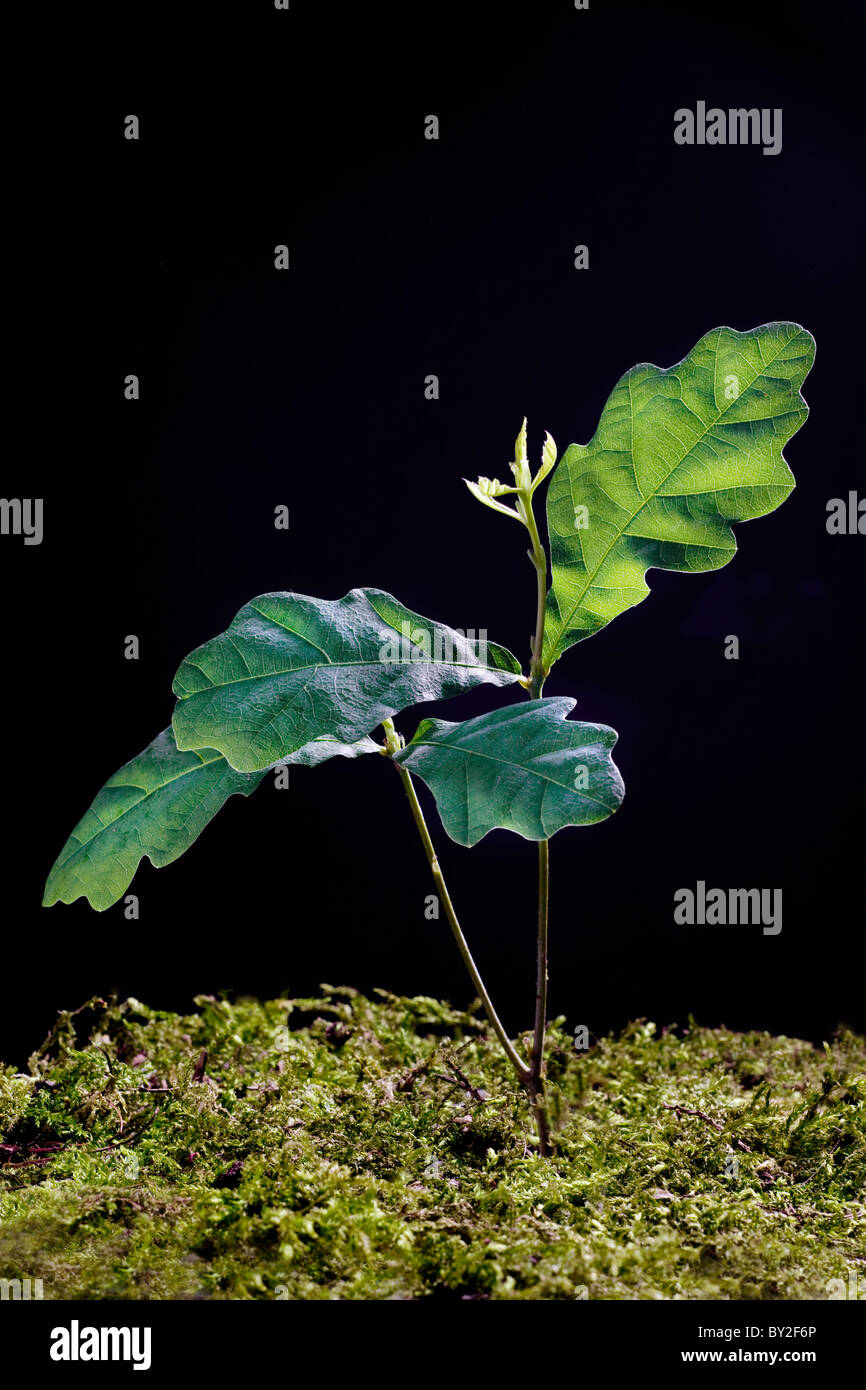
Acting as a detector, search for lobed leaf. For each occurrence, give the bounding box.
[172,587,522,772]
[43,728,379,912]
[543,322,815,667]
[394,697,624,846]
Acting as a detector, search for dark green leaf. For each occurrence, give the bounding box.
[172,588,522,771]
[43,728,379,911]
[395,697,624,846]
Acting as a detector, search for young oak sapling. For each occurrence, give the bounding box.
[44,321,815,1153]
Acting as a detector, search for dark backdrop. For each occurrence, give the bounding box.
[4,0,863,1065]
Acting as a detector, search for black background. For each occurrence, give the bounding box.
[4,0,863,1066]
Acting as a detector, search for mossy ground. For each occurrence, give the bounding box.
[1,989,863,1300]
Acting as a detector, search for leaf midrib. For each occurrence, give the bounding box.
[177,655,513,695]
[401,738,616,814]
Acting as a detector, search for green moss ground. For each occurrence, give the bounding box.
[1,989,863,1300]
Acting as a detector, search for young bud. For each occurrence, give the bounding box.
[510,417,533,491]
[514,417,528,468]
[531,430,558,491]
[463,478,522,521]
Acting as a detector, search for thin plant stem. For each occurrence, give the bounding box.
[521,481,551,1153]
[522,497,548,702]
[529,839,550,1153]
[383,722,529,1082]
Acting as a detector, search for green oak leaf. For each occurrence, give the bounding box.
[543,322,815,667]
[44,727,380,912]
[172,587,522,772]
[394,697,624,846]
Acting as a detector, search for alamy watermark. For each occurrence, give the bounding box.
[379,621,489,665]
[826,492,864,535]
[674,103,782,157]
[826,1269,865,1300]
[674,881,782,935]
[49,1321,151,1370]
[0,1276,44,1300]
[0,497,43,545]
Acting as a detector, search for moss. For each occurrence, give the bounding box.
[1,990,863,1300]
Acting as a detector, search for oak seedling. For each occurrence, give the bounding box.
[44,322,815,1152]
